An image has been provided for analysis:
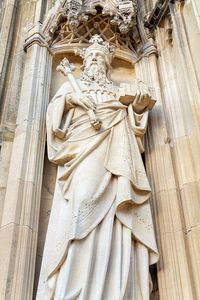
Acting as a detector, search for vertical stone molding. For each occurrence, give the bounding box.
[152,2,200,298]
[135,52,195,299]
[0,0,48,232]
[0,23,52,300]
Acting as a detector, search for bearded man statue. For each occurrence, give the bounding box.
[36,35,159,300]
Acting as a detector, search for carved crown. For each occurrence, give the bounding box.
[80,35,115,62]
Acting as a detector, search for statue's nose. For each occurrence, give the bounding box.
[92,57,97,62]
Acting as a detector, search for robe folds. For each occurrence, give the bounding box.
[36,81,159,300]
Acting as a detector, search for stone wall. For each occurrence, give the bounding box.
[144,2,200,298]
[0,0,200,299]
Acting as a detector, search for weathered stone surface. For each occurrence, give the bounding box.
[0,0,200,299]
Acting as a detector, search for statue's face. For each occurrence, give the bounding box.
[85,50,107,74]
[82,49,111,83]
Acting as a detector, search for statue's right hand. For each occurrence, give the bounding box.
[66,93,96,111]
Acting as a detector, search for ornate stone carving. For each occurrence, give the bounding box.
[65,0,88,32]
[41,0,160,61]
[36,35,158,300]
[110,0,137,34]
[43,0,88,43]
[42,0,142,59]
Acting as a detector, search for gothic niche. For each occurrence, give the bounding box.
[34,1,159,299]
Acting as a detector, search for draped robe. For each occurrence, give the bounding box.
[36,80,159,300]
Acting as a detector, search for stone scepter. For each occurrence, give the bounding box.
[56,57,102,136]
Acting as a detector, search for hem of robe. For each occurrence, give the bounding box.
[42,175,158,280]
[36,175,159,300]
[36,201,158,300]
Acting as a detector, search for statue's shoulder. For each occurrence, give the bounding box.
[58,81,74,94]
[51,81,74,102]
[59,78,82,93]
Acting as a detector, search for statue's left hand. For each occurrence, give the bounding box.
[132,80,151,113]
[132,91,151,114]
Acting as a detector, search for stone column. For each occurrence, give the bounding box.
[148,2,200,298]
[0,23,52,300]
[135,41,194,299]
[169,3,200,297]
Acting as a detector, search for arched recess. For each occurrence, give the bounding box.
[33,1,161,299]
[0,0,199,300]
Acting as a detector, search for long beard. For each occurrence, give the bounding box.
[81,63,110,85]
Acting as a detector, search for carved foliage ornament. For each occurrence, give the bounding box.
[65,0,88,32]
[44,0,138,44]
[43,0,88,43]
[111,1,137,34]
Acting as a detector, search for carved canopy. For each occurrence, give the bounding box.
[43,0,154,63]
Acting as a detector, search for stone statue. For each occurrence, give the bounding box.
[36,35,159,300]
